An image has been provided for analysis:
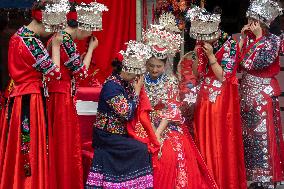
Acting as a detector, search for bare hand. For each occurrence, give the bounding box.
[249,21,262,39]
[133,75,144,95]
[241,24,250,35]
[88,36,99,50]
[202,42,214,58]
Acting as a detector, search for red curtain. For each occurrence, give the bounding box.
[76,0,137,83]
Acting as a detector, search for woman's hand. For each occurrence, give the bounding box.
[250,21,262,39]
[202,42,214,58]
[88,36,99,51]
[133,75,144,95]
[241,24,250,35]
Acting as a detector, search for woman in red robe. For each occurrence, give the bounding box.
[188,7,247,189]
[0,2,63,189]
[143,14,218,189]
[46,2,105,188]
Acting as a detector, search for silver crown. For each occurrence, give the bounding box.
[76,2,108,31]
[246,0,283,27]
[159,12,181,33]
[143,13,183,59]
[120,41,152,75]
[187,6,221,41]
[42,0,70,32]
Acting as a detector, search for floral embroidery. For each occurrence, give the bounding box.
[240,34,280,70]
[94,112,127,135]
[61,31,88,79]
[145,73,183,127]
[21,116,31,177]
[221,39,237,77]
[18,27,61,82]
[107,94,138,121]
[106,74,137,99]
[134,122,148,138]
[160,130,188,189]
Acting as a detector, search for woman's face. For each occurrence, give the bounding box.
[146,57,165,79]
[39,24,53,37]
[76,29,92,40]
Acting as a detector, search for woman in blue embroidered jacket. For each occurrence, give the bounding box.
[85,41,153,188]
[0,1,64,189]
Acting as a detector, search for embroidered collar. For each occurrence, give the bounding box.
[17,26,40,39]
[106,73,131,89]
[145,72,166,85]
[213,31,229,53]
[61,30,73,40]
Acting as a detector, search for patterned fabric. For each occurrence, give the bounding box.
[220,38,237,78]
[239,33,284,187]
[161,130,188,188]
[21,116,31,177]
[86,165,153,189]
[107,94,139,121]
[20,94,32,177]
[17,27,61,82]
[61,31,88,79]
[144,73,188,188]
[240,34,281,71]
[144,73,182,124]
[196,37,238,103]
[86,128,153,189]
[240,73,284,187]
[94,74,139,135]
[94,112,128,135]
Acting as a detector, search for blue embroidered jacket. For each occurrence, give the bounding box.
[94,74,139,134]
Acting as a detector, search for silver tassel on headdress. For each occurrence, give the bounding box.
[42,0,70,32]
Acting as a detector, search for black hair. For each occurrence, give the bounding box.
[67,19,78,28]
[112,58,123,74]
[67,2,79,28]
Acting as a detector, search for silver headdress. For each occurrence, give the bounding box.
[42,0,70,32]
[76,2,108,31]
[159,12,181,33]
[187,6,221,41]
[120,41,152,75]
[246,0,283,27]
[143,13,183,59]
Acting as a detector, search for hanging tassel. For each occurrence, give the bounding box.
[42,76,49,97]
[71,77,77,97]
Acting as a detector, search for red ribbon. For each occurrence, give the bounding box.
[32,10,43,22]
[67,11,78,21]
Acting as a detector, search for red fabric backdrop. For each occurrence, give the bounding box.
[76,0,137,84]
